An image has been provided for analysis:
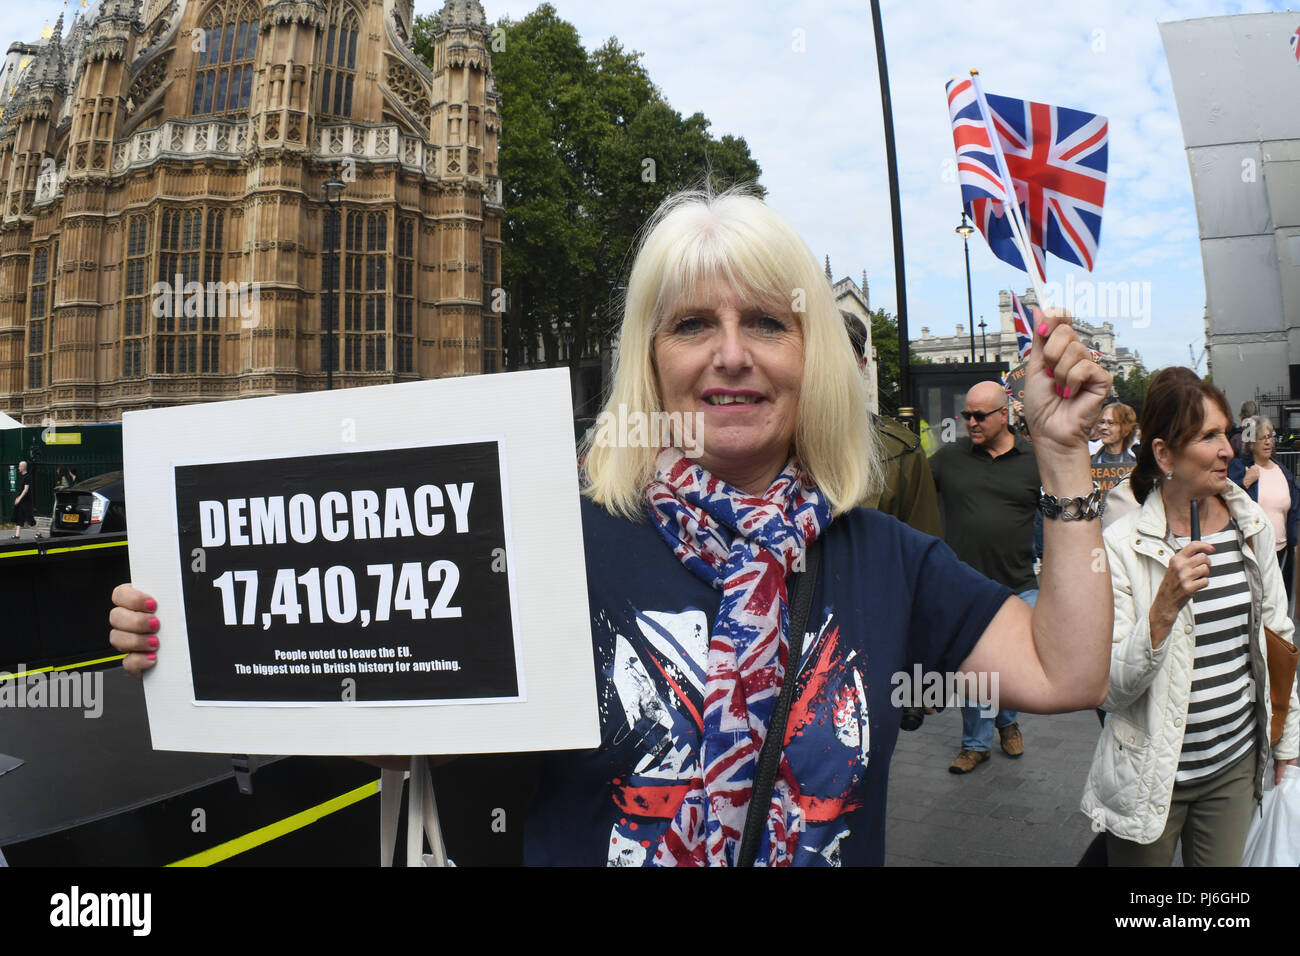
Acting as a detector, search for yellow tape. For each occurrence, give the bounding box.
[44,539,129,555]
[167,779,381,867]
[1,654,127,681]
[0,538,127,558]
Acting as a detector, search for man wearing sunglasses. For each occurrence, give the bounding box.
[929,381,1042,774]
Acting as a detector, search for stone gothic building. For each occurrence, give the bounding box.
[0,0,502,424]
[911,288,1144,380]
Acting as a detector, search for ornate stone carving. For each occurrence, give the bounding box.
[261,0,328,30]
[385,59,431,119]
[128,57,169,116]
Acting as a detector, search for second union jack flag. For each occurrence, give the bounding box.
[946,79,1108,279]
[1009,289,1033,360]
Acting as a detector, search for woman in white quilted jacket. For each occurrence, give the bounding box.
[1082,367,1299,866]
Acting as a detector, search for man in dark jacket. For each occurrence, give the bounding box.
[929,381,1041,773]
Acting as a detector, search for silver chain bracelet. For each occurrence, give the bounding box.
[1038,482,1105,520]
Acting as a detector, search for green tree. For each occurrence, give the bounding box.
[411,5,763,392]
[870,309,930,418]
[411,12,440,64]
[1113,365,1155,413]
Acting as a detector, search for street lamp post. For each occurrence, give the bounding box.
[978,316,988,362]
[323,163,346,390]
[956,212,975,363]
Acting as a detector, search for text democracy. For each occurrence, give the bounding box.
[198,484,474,547]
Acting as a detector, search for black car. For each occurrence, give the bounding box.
[50,471,127,536]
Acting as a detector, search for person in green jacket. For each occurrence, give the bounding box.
[841,311,941,537]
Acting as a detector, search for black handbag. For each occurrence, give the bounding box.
[737,538,823,867]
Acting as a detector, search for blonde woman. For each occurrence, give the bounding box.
[112,188,1113,866]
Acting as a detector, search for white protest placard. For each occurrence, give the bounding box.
[124,367,598,755]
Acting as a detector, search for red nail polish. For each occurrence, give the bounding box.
[148,637,159,649]
[144,598,157,612]
[149,617,160,631]
[1037,322,1048,337]
[1063,387,1071,398]
[1054,385,1063,397]
[1044,366,1055,378]
[147,653,156,661]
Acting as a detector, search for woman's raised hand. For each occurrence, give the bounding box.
[109,583,160,678]
[1147,542,1215,648]
[1023,307,1112,454]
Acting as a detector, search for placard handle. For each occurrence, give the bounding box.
[379,757,450,867]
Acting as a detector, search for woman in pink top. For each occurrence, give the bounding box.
[1228,416,1300,602]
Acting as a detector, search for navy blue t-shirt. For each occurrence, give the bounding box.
[524,496,1013,866]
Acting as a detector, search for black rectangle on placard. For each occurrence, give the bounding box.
[174,441,518,703]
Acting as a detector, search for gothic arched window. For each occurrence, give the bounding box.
[337,210,386,372]
[395,217,415,373]
[192,0,260,116]
[28,246,50,389]
[123,215,151,378]
[155,208,226,374]
[318,3,358,119]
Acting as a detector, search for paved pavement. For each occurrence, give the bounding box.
[885,706,1103,866]
[6,517,51,541]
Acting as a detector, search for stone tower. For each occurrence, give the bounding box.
[0,0,504,424]
[427,0,502,375]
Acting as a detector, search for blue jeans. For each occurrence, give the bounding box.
[960,587,1037,751]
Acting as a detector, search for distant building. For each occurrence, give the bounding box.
[1161,12,1300,415]
[0,0,502,425]
[910,288,1144,380]
[826,261,877,413]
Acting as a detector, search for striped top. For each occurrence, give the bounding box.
[1169,526,1257,784]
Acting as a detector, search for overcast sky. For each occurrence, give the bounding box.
[9,0,1298,371]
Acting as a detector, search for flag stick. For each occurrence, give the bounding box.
[869,0,914,419]
[969,71,1051,314]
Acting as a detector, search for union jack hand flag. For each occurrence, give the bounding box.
[946,77,1010,205]
[946,79,1109,280]
[1009,288,1033,360]
[1291,25,1299,62]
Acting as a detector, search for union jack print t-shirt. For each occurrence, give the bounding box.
[523,497,1012,866]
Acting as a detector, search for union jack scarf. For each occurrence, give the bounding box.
[644,448,831,866]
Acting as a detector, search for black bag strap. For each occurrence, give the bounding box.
[737,537,823,867]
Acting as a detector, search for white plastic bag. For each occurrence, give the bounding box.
[1241,764,1300,866]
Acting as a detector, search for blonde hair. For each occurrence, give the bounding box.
[582,185,882,520]
[1244,414,1275,459]
[1105,401,1137,448]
